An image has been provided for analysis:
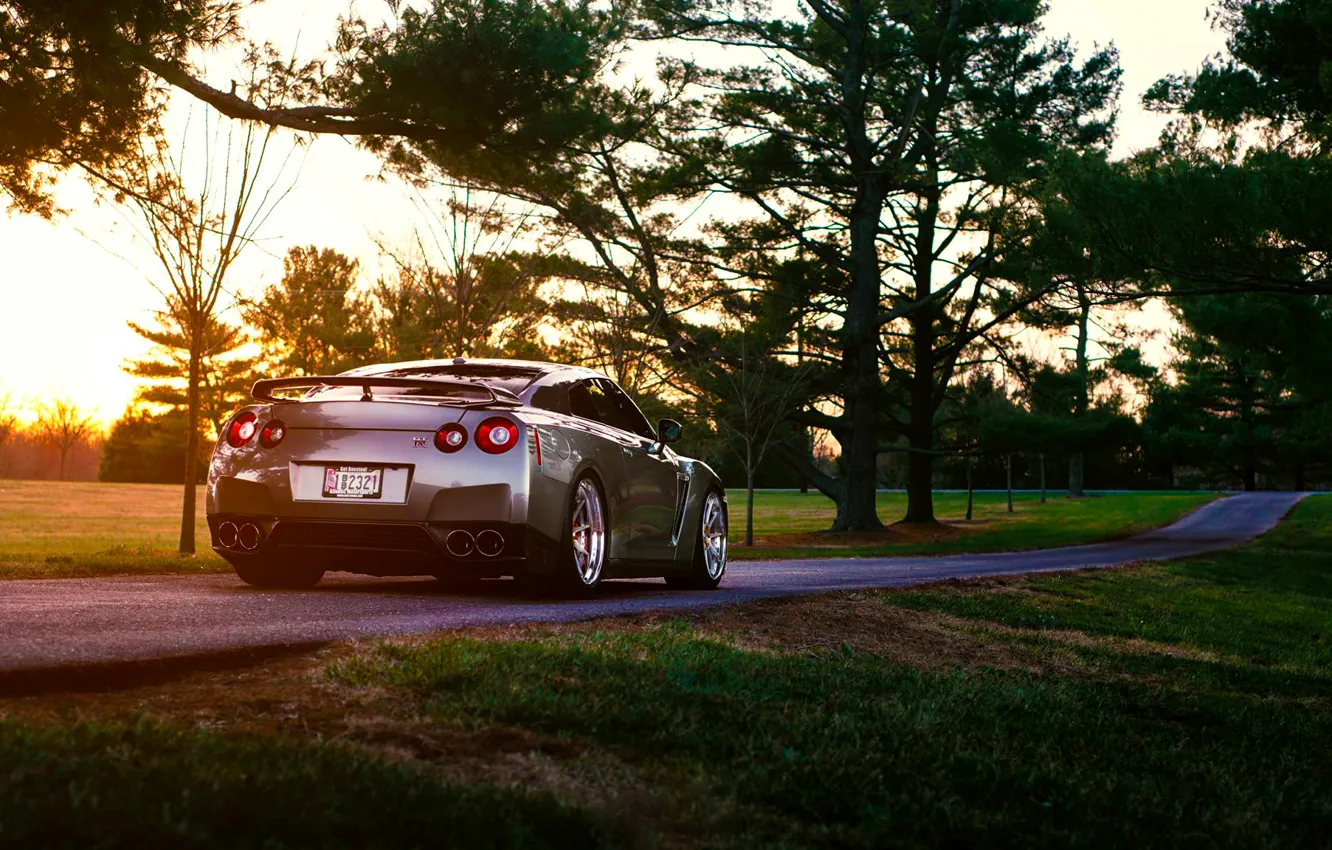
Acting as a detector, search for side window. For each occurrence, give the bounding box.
[530,383,570,415]
[568,380,613,424]
[595,379,655,440]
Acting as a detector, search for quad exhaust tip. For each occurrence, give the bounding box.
[445,530,475,558]
[474,532,503,559]
[217,521,239,549]
[237,523,263,551]
[475,529,505,558]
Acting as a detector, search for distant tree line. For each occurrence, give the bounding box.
[0,395,101,481]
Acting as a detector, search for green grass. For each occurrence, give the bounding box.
[889,493,1332,674]
[0,719,611,849]
[324,496,1332,847]
[723,489,1216,559]
[0,480,1213,578]
[0,480,226,579]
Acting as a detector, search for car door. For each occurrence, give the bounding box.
[590,378,683,562]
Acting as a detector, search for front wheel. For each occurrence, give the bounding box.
[231,556,325,589]
[666,489,727,590]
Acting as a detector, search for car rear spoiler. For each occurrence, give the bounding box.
[250,376,522,407]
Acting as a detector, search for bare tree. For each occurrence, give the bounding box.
[33,400,96,481]
[0,393,18,477]
[106,104,300,553]
[711,332,811,547]
[371,188,557,362]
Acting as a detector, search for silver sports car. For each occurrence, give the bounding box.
[206,358,729,594]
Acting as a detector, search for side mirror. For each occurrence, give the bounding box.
[657,418,683,444]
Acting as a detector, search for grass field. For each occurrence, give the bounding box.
[0,479,1213,579]
[2,496,1327,846]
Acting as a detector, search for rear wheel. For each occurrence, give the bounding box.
[231,557,324,589]
[666,489,727,590]
[536,474,608,596]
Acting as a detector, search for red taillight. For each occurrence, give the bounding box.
[260,419,287,449]
[435,423,468,453]
[476,417,519,454]
[227,411,258,448]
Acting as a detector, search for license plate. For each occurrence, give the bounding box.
[322,466,383,499]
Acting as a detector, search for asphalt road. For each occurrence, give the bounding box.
[0,491,1308,675]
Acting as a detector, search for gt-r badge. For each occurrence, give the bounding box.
[412,436,429,448]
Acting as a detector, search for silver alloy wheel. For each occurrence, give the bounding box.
[571,478,606,585]
[701,491,727,579]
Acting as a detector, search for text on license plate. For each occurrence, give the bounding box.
[322,466,383,499]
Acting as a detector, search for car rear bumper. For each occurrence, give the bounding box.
[207,513,558,577]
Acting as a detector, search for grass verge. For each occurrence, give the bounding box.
[0,719,612,848]
[0,479,1213,578]
[725,489,1215,559]
[4,497,1326,847]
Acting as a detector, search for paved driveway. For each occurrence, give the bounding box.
[0,492,1306,674]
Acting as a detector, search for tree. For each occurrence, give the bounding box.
[99,408,205,484]
[33,399,96,480]
[1144,291,1332,490]
[369,190,559,363]
[698,322,810,546]
[646,0,1120,526]
[0,0,244,215]
[1045,0,1332,301]
[106,104,298,554]
[242,246,375,376]
[126,301,259,437]
[0,391,18,476]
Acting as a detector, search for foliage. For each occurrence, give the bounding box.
[31,398,97,480]
[99,408,205,484]
[242,245,376,376]
[103,102,298,554]
[642,0,1120,526]
[1143,291,1332,489]
[125,301,258,436]
[367,191,560,362]
[0,0,241,214]
[1146,0,1332,146]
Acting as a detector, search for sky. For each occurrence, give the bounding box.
[0,0,1229,427]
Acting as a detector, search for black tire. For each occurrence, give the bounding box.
[231,557,325,589]
[666,487,727,590]
[546,473,610,597]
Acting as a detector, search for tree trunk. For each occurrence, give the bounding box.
[745,455,755,547]
[1068,453,1085,499]
[1295,460,1306,492]
[1006,453,1014,514]
[903,336,937,523]
[828,23,883,533]
[1068,287,1091,498]
[1243,464,1258,492]
[57,447,69,481]
[179,341,201,554]
[965,456,974,521]
[1039,453,1046,504]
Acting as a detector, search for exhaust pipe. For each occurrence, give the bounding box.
[217,521,239,549]
[476,529,505,558]
[445,530,475,558]
[237,523,263,551]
